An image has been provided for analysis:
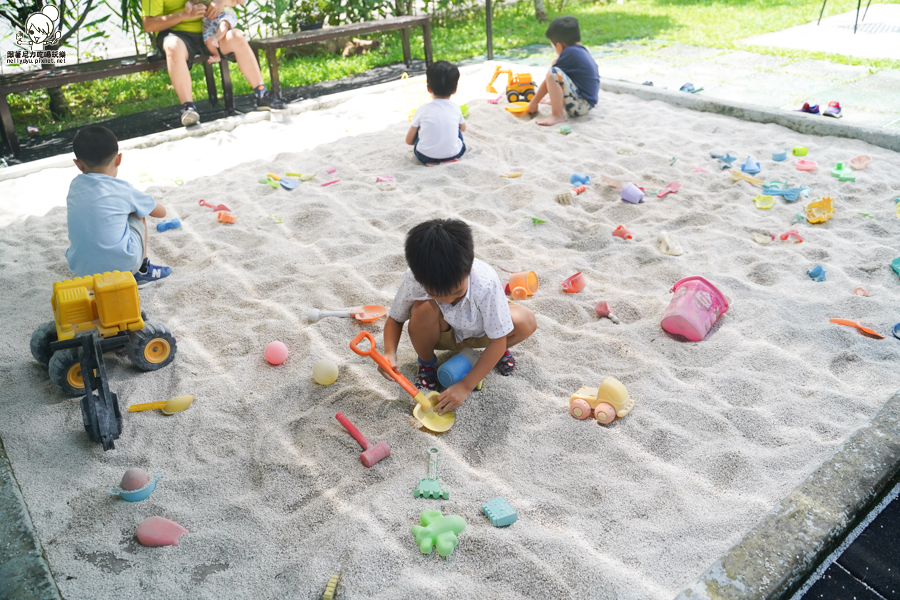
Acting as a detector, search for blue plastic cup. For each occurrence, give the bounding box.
[437,349,478,388]
[156,218,181,233]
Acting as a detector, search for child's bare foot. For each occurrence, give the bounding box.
[526,99,539,114]
[205,39,220,62]
[536,114,567,126]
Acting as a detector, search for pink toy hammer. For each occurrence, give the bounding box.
[335,413,390,468]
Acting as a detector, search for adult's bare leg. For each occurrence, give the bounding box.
[217,28,263,88]
[162,35,194,103]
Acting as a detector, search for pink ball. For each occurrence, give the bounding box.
[265,341,288,365]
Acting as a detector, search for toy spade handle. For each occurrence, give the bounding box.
[335,413,370,450]
[128,401,167,412]
[349,332,420,400]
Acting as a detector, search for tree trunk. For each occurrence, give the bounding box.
[533,0,548,22]
[48,85,70,120]
[40,62,70,120]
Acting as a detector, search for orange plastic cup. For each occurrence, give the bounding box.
[508,271,538,300]
[217,212,236,224]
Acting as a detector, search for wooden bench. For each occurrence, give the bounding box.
[249,15,432,96]
[0,54,234,157]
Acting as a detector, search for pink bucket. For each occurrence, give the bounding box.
[661,276,730,341]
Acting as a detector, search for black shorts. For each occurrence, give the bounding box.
[155,29,235,69]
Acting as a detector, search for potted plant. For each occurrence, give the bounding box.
[290,0,330,30]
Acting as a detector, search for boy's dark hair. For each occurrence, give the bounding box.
[405,219,475,296]
[546,16,581,47]
[73,126,118,167]
[426,61,460,97]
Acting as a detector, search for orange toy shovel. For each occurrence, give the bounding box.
[350,331,455,432]
[829,319,885,339]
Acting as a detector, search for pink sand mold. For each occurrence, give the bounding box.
[375,175,394,183]
[795,159,817,172]
[561,272,586,293]
[849,155,871,170]
[136,516,188,547]
[661,276,730,342]
[612,225,633,240]
[326,167,336,174]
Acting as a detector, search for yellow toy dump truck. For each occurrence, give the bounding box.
[569,377,634,425]
[30,271,177,450]
[486,66,536,104]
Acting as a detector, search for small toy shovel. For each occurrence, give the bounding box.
[128,395,193,414]
[199,199,230,212]
[656,182,681,198]
[308,305,387,323]
[829,319,884,339]
[414,447,449,499]
[350,332,454,432]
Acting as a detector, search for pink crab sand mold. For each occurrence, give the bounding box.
[612,225,633,240]
[561,272,586,293]
[661,276,730,342]
[136,517,188,547]
[849,155,871,170]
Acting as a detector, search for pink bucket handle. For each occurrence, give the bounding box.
[670,276,730,315]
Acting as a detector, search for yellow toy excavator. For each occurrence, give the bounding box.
[486,66,536,103]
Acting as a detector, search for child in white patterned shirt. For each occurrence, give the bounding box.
[380,219,537,415]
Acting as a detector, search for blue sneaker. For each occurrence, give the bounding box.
[134,260,172,287]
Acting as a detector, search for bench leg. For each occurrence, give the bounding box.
[203,62,219,106]
[220,60,235,115]
[0,94,21,157]
[401,27,412,68]
[423,21,433,67]
[266,48,281,96]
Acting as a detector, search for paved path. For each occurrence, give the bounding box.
[744,3,900,61]
[492,39,900,132]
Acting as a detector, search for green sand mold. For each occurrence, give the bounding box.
[831,162,855,182]
[411,510,466,557]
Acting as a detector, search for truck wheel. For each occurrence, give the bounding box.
[569,398,592,419]
[525,91,535,102]
[49,348,86,397]
[507,91,519,103]
[127,322,176,371]
[594,402,617,425]
[30,321,58,367]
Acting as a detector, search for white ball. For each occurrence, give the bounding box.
[313,360,339,385]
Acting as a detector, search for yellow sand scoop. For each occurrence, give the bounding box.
[128,395,194,415]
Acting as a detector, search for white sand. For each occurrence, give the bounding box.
[1,63,899,600]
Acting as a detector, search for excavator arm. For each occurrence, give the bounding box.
[485,66,512,94]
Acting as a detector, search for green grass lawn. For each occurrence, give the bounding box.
[6,0,896,139]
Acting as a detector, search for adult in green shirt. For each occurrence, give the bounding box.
[142,0,286,126]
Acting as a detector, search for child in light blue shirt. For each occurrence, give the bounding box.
[66,126,172,286]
